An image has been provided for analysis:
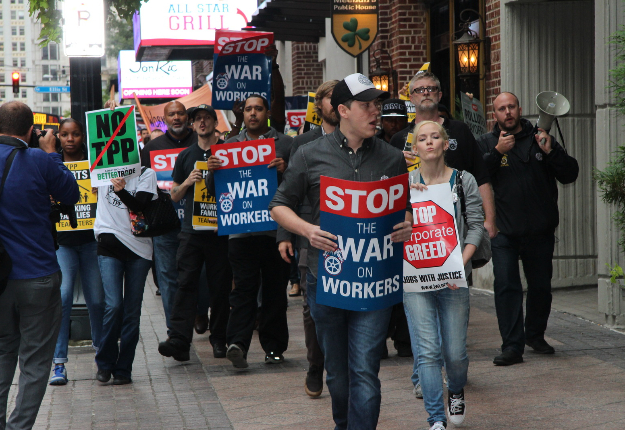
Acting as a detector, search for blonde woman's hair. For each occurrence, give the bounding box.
[412,120,449,151]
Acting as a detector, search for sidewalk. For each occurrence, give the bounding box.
[8,279,625,430]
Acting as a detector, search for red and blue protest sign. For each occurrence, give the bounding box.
[213,138,278,235]
[212,30,274,110]
[150,148,186,220]
[317,174,409,311]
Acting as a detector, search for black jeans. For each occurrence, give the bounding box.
[491,232,555,354]
[169,232,232,346]
[227,235,290,354]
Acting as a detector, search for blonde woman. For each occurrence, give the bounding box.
[404,120,484,430]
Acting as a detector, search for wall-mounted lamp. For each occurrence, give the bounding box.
[453,9,490,80]
[369,48,398,97]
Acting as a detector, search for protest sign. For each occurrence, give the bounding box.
[150,148,186,220]
[212,30,274,110]
[192,161,218,230]
[57,161,97,231]
[317,174,408,311]
[403,183,467,292]
[460,92,487,139]
[86,106,141,186]
[213,138,278,235]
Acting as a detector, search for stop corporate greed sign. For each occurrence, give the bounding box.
[213,138,277,235]
[317,174,408,311]
[212,30,273,110]
[86,106,141,186]
[403,183,467,292]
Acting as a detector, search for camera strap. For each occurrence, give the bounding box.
[0,148,20,202]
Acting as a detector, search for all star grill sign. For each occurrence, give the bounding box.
[331,0,379,57]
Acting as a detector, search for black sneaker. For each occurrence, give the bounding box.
[226,344,249,368]
[158,338,190,362]
[447,389,466,425]
[305,364,323,397]
[525,338,555,354]
[264,351,284,364]
[493,349,523,366]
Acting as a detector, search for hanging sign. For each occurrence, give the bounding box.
[317,174,408,311]
[57,161,98,231]
[403,183,467,292]
[331,0,379,57]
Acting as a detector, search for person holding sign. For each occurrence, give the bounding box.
[404,120,484,430]
[93,167,157,385]
[270,74,413,430]
[49,119,105,386]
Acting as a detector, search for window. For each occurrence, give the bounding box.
[20,73,25,82]
[21,89,26,98]
[51,93,59,102]
[43,94,50,102]
[18,0,24,4]
[19,42,25,51]
[42,65,58,81]
[10,0,15,4]
[0,11,4,19]
[19,27,24,36]
[0,59,4,67]
[18,11,24,19]
[0,42,4,51]
[12,58,17,67]
[42,43,59,60]
[50,107,61,116]
[0,90,5,99]
[20,58,25,67]
[10,10,15,20]
[0,74,4,83]
[11,27,16,36]
[11,42,16,52]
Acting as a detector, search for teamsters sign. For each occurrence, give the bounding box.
[318,174,408,311]
[212,30,273,110]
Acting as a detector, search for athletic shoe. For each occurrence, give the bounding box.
[413,383,423,399]
[49,364,68,385]
[429,421,446,430]
[493,349,523,366]
[226,344,249,368]
[305,364,323,397]
[525,338,555,354]
[265,351,284,364]
[448,389,466,425]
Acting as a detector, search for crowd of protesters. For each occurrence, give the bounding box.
[0,61,578,430]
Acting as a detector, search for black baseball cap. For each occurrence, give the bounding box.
[187,104,217,121]
[381,99,408,117]
[331,73,391,109]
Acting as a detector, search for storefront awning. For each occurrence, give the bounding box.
[246,0,330,42]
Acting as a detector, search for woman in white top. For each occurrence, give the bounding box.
[93,169,157,385]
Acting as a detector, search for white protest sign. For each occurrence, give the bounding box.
[403,183,467,292]
[460,92,487,139]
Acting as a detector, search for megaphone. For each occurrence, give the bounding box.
[535,91,570,131]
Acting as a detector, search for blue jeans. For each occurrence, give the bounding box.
[54,241,104,364]
[404,287,470,426]
[153,227,181,333]
[95,255,151,379]
[307,272,391,430]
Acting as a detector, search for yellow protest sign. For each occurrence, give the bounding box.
[399,62,431,101]
[305,92,322,126]
[192,161,217,230]
[57,161,97,231]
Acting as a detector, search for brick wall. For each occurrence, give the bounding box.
[485,0,501,129]
[369,0,428,97]
[291,42,323,96]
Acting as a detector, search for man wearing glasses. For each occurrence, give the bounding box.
[270,73,413,430]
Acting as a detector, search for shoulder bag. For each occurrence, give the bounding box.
[0,147,22,295]
[456,171,492,269]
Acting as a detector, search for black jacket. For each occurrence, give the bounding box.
[476,119,579,237]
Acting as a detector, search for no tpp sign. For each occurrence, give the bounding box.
[404,200,458,269]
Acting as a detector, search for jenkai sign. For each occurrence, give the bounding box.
[134,0,259,54]
[118,50,192,100]
[331,0,379,57]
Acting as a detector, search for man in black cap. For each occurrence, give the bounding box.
[158,104,233,360]
[377,98,409,143]
[270,73,413,430]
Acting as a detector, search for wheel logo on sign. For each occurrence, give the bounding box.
[219,192,234,213]
[323,249,345,275]
[215,73,229,90]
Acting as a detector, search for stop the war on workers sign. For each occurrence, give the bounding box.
[318,174,408,312]
[57,161,97,232]
[212,29,273,110]
[403,183,467,292]
[86,106,141,186]
[150,148,186,220]
[192,161,217,231]
[213,138,277,235]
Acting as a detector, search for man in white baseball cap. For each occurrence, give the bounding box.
[270,73,413,430]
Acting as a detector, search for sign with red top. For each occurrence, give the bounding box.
[318,174,408,311]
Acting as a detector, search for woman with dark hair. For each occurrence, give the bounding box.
[50,119,105,385]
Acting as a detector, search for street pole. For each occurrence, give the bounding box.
[69,57,102,122]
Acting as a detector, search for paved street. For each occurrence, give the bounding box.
[8,278,625,430]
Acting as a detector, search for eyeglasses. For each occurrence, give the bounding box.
[412,86,440,94]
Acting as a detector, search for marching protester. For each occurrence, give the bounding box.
[270,74,413,430]
[404,120,483,430]
[288,79,339,397]
[477,92,579,365]
[49,119,105,386]
[157,104,232,361]
[0,101,79,429]
[93,162,158,385]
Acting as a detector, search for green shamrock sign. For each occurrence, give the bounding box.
[341,18,371,50]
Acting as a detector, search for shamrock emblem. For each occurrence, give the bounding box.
[341,18,370,50]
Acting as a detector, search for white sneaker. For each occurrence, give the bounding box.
[447,389,466,425]
[413,383,423,399]
[429,421,446,430]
